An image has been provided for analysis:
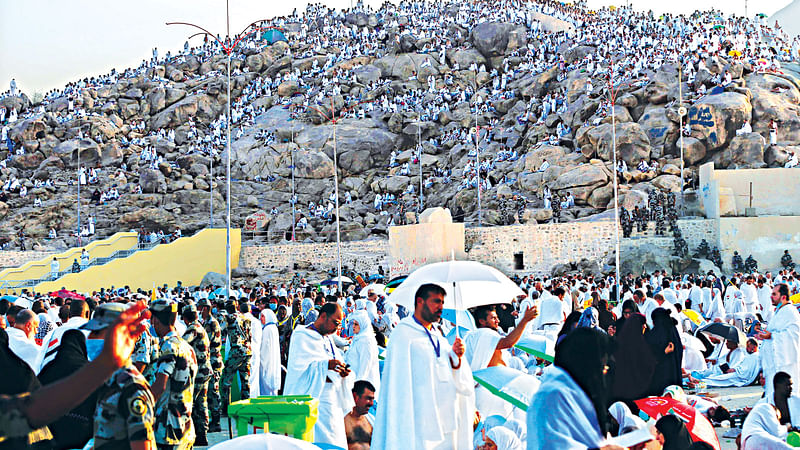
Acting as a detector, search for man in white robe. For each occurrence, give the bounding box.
[692,338,746,379]
[259,307,282,396]
[742,372,794,450]
[758,284,800,399]
[464,304,537,417]
[758,277,774,321]
[372,284,475,450]
[6,309,43,372]
[285,303,353,447]
[245,304,262,397]
[535,289,565,334]
[695,339,761,388]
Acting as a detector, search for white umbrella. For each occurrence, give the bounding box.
[328,275,353,284]
[387,261,525,327]
[359,283,386,297]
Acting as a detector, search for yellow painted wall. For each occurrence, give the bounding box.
[34,228,241,293]
[718,216,800,271]
[0,232,138,284]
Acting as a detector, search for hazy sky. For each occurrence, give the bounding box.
[0,0,792,95]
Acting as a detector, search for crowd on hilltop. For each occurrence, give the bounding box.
[0,0,798,245]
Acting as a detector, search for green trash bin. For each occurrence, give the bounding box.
[227,395,319,441]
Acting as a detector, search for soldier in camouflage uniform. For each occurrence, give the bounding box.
[551,194,561,223]
[654,192,666,236]
[150,299,198,450]
[620,207,632,238]
[83,303,157,449]
[221,298,252,410]
[515,195,527,223]
[647,189,658,221]
[633,205,646,232]
[666,192,679,232]
[132,323,160,385]
[198,298,224,432]
[182,303,212,446]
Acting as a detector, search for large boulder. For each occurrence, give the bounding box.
[682,137,707,165]
[372,53,440,80]
[550,164,608,190]
[687,92,752,150]
[585,123,651,166]
[294,121,399,176]
[714,132,766,169]
[638,106,678,158]
[470,22,516,59]
[200,272,227,288]
[139,168,167,194]
[118,207,175,229]
[447,49,487,69]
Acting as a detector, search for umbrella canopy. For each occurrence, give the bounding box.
[321,276,353,285]
[49,289,86,301]
[635,397,721,450]
[473,366,541,411]
[208,432,320,449]
[445,325,473,345]
[757,13,768,18]
[12,297,32,309]
[697,322,743,344]
[441,308,476,331]
[367,274,384,281]
[387,261,525,312]
[514,334,555,362]
[791,293,800,304]
[359,284,386,297]
[0,295,19,302]
[260,28,287,44]
[384,275,408,293]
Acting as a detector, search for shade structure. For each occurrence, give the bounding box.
[514,334,555,362]
[635,397,720,450]
[49,289,86,301]
[696,322,744,344]
[260,28,287,44]
[367,274,384,281]
[473,366,541,411]
[445,325,473,345]
[387,261,525,312]
[359,284,386,297]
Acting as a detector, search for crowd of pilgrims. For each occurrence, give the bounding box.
[0,0,797,241]
[2,262,800,448]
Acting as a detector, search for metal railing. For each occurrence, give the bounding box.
[0,238,160,291]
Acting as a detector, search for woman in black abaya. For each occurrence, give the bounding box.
[646,308,683,396]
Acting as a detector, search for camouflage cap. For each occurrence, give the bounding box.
[80,302,128,331]
[149,298,178,314]
[182,302,198,316]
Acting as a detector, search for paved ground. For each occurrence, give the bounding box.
[197,385,765,449]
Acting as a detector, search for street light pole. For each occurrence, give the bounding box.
[77,146,81,245]
[332,120,343,294]
[291,111,296,242]
[474,96,482,227]
[679,64,685,214]
[418,119,423,212]
[225,0,232,298]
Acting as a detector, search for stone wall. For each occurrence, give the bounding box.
[240,218,720,279]
[241,239,390,276]
[0,251,55,270]
[464,221,618,276]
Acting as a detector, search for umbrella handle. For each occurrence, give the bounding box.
[454,281,460,340]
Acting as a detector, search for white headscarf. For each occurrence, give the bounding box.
[349,310,374,340]
[486,426,523,450]
[608,401,647,435]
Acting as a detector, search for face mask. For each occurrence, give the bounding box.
[86,338,104,361]
[149,325,157,337]
[269,303,278,311]
[212,308,218,315]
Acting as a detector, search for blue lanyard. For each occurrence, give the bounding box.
[413,315,441,358]
[308,323,335,356]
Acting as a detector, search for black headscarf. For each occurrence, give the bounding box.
[557,311,583,343]
[38,329,96,449]
[655,414,694,450]
[597,299,616,332]
[0,327,41,395]
[646,308,683,396]
[611,312,656,403]
[614,299,639,331]
[554,327,616,435]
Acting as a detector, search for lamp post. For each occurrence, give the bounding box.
[606,63,632,305]
[474,95,482,227]
[168,13,281,297]
[305,98,372,294]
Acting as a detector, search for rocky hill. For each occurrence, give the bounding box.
[1,0,799,252]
